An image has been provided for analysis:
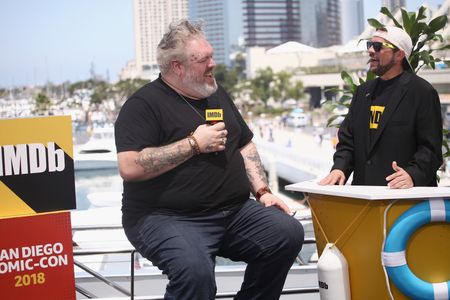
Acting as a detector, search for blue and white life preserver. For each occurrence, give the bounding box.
[382,199,450,300]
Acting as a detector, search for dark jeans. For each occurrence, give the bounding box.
[124,199,304,300]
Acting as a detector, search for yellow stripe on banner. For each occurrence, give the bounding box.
[0,182,36,218]
[0,116,73,158]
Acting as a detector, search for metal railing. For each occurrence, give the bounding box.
[73,226,318,299]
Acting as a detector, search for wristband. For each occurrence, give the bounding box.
[255,186,272,201]
[188,133,201,155]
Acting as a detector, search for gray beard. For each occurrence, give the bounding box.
[182,70,218,98]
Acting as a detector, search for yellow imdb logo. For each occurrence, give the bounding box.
[205,109,223,121]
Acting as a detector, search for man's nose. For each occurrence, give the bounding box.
[209,58,216,68]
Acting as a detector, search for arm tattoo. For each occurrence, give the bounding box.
[135,139,192,173]
[244,145,268,187]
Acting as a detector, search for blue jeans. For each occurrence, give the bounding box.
[124,199,304,300]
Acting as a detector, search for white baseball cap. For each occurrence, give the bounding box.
[372,26,414,72]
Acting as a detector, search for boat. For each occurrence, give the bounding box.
[74,126,118,171]
[86,191,122,207]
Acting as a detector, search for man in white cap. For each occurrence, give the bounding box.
[320,26,442,188]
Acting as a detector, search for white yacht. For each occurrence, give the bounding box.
[74,126,117,171]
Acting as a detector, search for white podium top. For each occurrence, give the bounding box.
[285,180,450,200]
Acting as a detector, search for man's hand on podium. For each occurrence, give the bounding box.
[386,161,413,189]
[319,169,346,186]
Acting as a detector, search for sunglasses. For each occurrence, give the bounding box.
[366,41,397,52]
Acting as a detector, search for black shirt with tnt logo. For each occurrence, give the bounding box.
[115,77,253,228]
[369,74,402,145]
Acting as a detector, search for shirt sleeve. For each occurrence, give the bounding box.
[114,96,161,153]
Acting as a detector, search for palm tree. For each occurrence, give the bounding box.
[34,92,52,115]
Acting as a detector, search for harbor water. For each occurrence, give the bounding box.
[74,168,122,210]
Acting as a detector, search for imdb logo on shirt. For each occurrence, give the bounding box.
[370,105,385,129]
[0,116,76,218]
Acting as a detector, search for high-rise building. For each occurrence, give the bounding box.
[324,0,342,46]
[300,1,318,47]
[300,0,342,47]
[189,0,230,66]
[341,0,364,43]
[132,0,188,79]
[381,0,406,12]
[243,0,301,48]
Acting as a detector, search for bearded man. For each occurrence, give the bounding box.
[319,26,442,188]
[114,19,304,299]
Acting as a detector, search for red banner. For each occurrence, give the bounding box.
[0,212,75,300]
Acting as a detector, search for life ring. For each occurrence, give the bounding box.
[382,199,450,300]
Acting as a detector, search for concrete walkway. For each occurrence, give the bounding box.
[251,123,336,212]
[253,124,335,183]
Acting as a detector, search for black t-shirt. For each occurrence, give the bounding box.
[115,77,254,227]
[369,73,402,144]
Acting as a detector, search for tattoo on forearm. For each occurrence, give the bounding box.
[244,146,268,186]
[135,139,192,173]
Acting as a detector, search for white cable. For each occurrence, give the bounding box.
[381,199,399,300]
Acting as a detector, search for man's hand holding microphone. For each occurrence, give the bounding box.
[189,108,227,154]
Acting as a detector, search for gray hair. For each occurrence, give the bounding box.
[157,19,205,75]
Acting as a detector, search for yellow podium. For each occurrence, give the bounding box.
[286,181,450,300]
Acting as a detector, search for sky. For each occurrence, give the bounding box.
[0,0,445,88]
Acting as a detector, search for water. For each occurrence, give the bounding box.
[74,168,306,209]
[74,168,122,210]
[73,166,308,211]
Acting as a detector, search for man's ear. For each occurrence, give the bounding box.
[396,50,406,63]
[171,60,183,77]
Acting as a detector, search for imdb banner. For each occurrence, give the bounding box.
[0,116,76,218]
